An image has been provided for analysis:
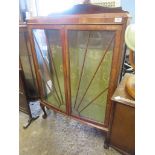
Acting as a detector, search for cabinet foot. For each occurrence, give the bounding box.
[42,113,47,119]
[104,132,110,149]
[104,141,109,149]
[40,104,48,119]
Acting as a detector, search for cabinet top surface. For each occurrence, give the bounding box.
[112,73,135,107]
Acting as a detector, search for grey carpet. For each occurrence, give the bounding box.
[20,107,121,155]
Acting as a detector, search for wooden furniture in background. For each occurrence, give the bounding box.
[19,23,40,128]
[105,73,135,154]
[19,23,39,101]
[19,63,29,114]
[27,4,129,135]
[19,61,39,128]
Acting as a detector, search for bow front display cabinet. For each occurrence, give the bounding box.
[27,5,129,135]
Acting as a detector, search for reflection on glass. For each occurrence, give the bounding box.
[33,29,66,112]
[68,30,115,123]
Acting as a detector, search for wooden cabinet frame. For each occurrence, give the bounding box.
[27,12,129,131]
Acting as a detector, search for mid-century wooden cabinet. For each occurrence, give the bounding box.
[27,5,129,132]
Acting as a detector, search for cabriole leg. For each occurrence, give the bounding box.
[40,104,47,119]
[104,132,110,149]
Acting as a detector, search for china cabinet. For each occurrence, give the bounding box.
[27,4,129,131]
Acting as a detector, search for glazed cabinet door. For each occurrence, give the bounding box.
[67,27,119,126]
[32,28,67,113]
[29,25,124,126]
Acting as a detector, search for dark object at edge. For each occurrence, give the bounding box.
[48,4,127,16]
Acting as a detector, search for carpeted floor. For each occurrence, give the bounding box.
[19,106,121,155]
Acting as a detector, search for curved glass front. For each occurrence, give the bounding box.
[33,29,66,112]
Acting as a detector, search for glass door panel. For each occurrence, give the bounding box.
[68,30,115,124]
[33,29,66,112]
